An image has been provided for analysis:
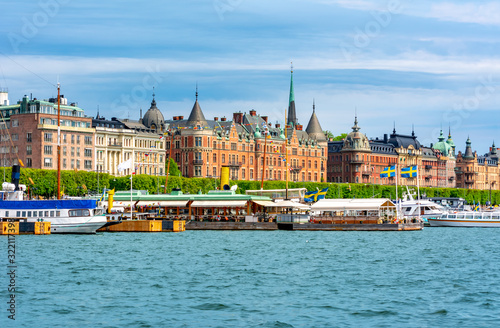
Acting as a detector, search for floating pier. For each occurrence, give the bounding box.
[97,220,185,232]
[186,221,278,230]
[1,221,51,235]
[277,222,424,231]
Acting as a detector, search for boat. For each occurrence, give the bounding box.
[0,177,107,234]
[399,199,446,222]
[428,211,500,227]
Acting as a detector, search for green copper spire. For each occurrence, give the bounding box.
[287,62,297,127]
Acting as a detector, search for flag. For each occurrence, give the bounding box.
[117,158,132,172]
[401,165,418,178]
[304,188,328,202]
[380,165,396,178]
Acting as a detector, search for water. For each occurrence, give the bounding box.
[1,228,500,327]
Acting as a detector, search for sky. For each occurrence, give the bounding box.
[1,0,499,154]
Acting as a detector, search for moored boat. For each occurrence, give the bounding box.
[0,182,107,234]
[428,211,500,227]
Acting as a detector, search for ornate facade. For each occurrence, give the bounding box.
[327,119,456,188]
[455,138,499,190]
[164,70,327,182]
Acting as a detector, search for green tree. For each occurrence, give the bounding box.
[332,133,348,141]
[166,158,182,177]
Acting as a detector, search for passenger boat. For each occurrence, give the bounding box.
[428,211,500,227]
[0,181,107,234]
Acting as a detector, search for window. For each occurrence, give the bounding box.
[84,136,92,145]
[195,137,202,147]
[77,135,80,144]
[77,160,80,169]
[84,160,92,169]
[250,156,254,165]
[26,158,32,167]
[84,148,92,157]
[63,159,67,168]
[11,119,18,127]
[242,155,246,164]
[222,154,225,163]
[12,134,18,141]
[44,158,52,168]
[71,147,75,157]
[27,145,32,155]
[44,133,53,142]
[231,143,237,150]
[27,132,32,142]
[76,147,80,157]
[71,135,75,144]
[44,145,52,155]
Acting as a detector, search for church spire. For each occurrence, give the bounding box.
[287,62,297,127]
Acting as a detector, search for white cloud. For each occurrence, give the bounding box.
[427,2,500,26]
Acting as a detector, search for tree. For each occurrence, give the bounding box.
[324,130,334,139]
[166,158,182,177]
[332,133,348,141]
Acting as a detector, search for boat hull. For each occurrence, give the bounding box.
[428,219,500,228]
[27,215,107,234]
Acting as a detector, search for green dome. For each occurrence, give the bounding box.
[254,125,262,138]
[432,130,451,156]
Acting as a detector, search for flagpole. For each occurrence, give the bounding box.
[417,165,421,223]
[395,163,399,223]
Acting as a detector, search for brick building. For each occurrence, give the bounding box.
[455,138,499,190]
[164,69,327,181]
[0,93,94,170]
[327,118,457,188]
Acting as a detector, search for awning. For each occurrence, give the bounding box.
[273,200,310,209]
[310,199,395,211]
[136,201,188,207]
[190,200,248,207]
[112,201,133,207]
[252,200,278,207]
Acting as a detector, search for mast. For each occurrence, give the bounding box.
[260,124,268,190]
[164,130,174,193]
[57,83,61,199]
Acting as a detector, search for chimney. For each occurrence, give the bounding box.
[249,109,256,117]
[233,112,243,124]
[262,116,268,123]
[221,117,227,122]
[179,116,184,120]
[296,124,303,131]
[383,134,388,143]
[214,117,218,121]
[275,123,280,128]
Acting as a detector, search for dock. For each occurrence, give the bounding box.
[97,220,186,232]
[278,222,424,231]
[186,221,278,230]
[1,221,51,235]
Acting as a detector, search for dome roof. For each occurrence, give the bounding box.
[342,117,371,152]
[432,130,451,156]
[142,97,164,130]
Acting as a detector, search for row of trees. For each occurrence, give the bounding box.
[3,166,499,205]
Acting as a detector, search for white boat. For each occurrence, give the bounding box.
[428,211,500,227]
[0,182,107,234]
[400,199,446,221]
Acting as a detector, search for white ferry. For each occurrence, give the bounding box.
[0,183,107,234]
[428,211,500,227]
[400,199,446,221]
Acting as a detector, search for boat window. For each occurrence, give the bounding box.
[5,211,8,217]
[45,211,49,217]
[466,214,474,220]
[22,211,26,217]
[424,207,431,211]
[50,211,54,217]
[449,214,456,219]
[56,211,61,217]
[16,211,20,217]
[27,211,31,218]
[493,215,500,220]
[405,207,411,212]
[83,209,90,216]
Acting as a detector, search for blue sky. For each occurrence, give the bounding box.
[1,0,499,153]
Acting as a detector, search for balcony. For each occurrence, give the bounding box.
[192,159,204,165]
[425,165,432,170]
[226,161,242,168]
[108,142,122,147]
[291,166,302,173]
[448,176,455,181]
[465,180,474,184]
[349,159,364,164]
[362,171,371,176]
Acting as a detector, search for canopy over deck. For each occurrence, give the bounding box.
[311,199,395,211]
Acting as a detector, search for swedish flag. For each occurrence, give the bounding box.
[304,188,329,202]
[401,165,418,178]
[380,165,396,178]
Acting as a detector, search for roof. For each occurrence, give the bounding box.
[142,98,164,129]
[311,198,395,211]
[388,129,421,149]
[305,106,326,141]
[186,98,208,127]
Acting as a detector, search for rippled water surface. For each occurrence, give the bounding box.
[1,228,500,327]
